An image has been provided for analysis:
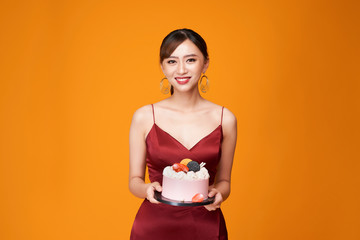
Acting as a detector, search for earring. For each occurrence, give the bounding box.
[160,77,170,94]
[199,75,210,93]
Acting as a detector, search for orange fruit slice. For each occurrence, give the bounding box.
[180,158,192,166]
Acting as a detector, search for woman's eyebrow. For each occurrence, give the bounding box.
[168,54,199,59]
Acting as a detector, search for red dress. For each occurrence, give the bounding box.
[130,105,228,240]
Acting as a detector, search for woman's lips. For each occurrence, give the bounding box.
[175,77,191,85]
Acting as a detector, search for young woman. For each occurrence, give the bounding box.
[129,28,237,240]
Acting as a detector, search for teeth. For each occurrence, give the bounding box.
[176,78,189,81]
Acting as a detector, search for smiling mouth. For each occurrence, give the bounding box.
[175,77,191,85]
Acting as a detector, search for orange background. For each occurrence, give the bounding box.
[1,0,359,239]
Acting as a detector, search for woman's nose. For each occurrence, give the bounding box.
[177,62,187,74]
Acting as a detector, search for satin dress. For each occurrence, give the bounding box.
[130,105,228,240]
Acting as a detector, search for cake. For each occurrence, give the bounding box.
[161,159,210,202]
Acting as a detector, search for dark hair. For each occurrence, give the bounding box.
[160,29,209,94]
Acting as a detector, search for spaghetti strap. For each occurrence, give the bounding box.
[220,106,224,125]
[151,104,155,123]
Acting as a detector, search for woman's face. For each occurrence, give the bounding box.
[161,39,209,93]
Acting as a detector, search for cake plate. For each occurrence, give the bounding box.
[154,191,215,207]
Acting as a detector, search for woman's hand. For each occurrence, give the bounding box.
[145,182,162,204]
[204,188,223,211]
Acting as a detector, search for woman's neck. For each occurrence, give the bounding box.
[167,90,204,112]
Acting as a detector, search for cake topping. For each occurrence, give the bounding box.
[192,193,205,202]
[163,159,210,180]
[187,161,200,172]
[172,163,189,173]
[180,158,192,166]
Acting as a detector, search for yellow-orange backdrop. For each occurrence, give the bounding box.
[1,0,359,239]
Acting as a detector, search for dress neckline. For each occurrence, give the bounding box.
[146,123,222,151]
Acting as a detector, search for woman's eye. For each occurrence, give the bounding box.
[167,60,176,64]
[187,58,196,62]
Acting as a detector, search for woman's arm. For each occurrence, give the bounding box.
[128,106,161,203]
[205,107,237,211]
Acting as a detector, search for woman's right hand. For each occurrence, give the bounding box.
[145,182,162,204]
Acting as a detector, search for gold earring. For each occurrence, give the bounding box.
[199,75,210,93]
[160,77,170,94]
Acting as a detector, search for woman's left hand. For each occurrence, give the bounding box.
[204,188,223,211]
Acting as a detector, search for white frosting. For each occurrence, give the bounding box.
[162,164,210,180]
[195,167,210,179]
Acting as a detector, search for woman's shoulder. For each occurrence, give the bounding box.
[203,101,236,133]
[221,106,237,138]
[222,107,237,125]
[131,104,154,126]
[204,100,236,122]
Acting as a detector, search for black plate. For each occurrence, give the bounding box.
[154,191,215,207]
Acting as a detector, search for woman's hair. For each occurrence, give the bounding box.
[160,28,209,94]
[160,28,209,63]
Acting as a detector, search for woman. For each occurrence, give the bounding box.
[129,28,237,240]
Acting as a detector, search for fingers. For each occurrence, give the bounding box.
[146,182,161,204]
[153,182,163,192]
[146,188,159,204]
[205,190,223,211]
[208,188,217,198]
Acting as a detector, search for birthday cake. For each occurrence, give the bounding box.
[161,159,210,202]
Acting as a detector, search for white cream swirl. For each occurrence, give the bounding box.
[162,163,210,180]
